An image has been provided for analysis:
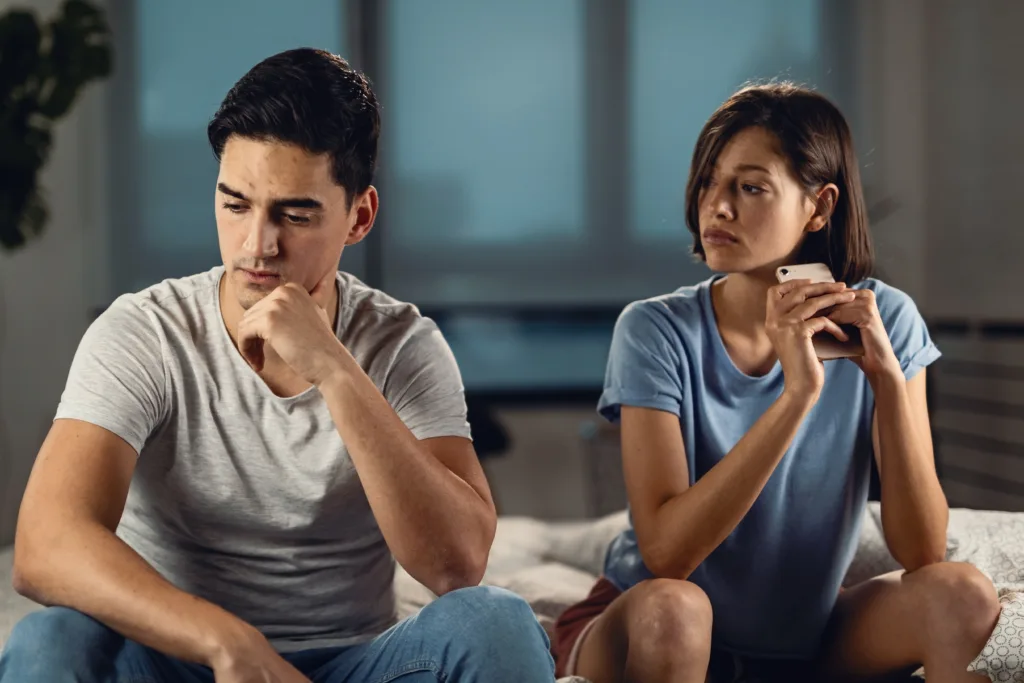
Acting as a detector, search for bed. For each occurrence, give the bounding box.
[2,503,1022,682]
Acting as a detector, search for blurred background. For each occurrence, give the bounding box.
[1,0,1022,547]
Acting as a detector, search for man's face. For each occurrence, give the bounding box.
[215,136,357,311]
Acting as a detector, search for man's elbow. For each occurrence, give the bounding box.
[11,550,44,602]
[427,548,489,597]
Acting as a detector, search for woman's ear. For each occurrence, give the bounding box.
[807,183,839,233]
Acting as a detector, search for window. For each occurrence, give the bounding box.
[380,0,589,307]
[118,0,347,292]
[111,0,852,391]
[630,0,823,242]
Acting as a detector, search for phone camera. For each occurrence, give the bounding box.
[781,268,789,275]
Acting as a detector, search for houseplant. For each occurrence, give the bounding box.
[0,0,113,543]
[0,0,113,250]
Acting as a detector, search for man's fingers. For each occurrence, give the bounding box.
[236,316,268,372]
[241,337,265,372]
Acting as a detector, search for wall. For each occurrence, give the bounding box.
[3,0,1023,537]
[0,0,112,544]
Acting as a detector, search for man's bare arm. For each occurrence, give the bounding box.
[13,419,289,673]
[319,370,496,596]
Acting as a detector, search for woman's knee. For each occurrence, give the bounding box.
[911,562,1000,641]
[624,579,713,653]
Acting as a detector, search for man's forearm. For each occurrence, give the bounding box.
[873,373,949,570]
[318,358,494,595]
[14,521,260,667]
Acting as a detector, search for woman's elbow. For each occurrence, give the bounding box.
[639,540,696,581]
[900,545,947,574]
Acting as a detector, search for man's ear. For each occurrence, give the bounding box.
[807,183,839,233]
[345,186,379,246]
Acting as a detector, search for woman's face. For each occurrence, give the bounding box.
[697,126,832,277]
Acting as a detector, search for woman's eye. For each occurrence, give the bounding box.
[741,184,764,195]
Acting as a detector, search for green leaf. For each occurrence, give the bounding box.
[0,0,112,251]
[38,0,114,118]
[0,10,42,103]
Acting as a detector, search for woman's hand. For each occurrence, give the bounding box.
[826,288,902,383]
[766,280,857,400]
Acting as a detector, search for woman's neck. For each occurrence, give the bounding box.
[711,271,780,376]
[713,271,776,334]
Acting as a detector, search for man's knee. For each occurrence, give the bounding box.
[625,579,713,655]
[423,586,551,658]
[0,607,120,680]
[911,562,1000,641]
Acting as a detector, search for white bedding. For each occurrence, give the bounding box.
[2,503,1022,683]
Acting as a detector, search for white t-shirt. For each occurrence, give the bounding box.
[55,266,472,652]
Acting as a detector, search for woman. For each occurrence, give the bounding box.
[553,83,999,683]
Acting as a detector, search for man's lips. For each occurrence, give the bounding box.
[239,268,281,283]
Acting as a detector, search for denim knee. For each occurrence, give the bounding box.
[0,607,122,682]
[422,586,553,672]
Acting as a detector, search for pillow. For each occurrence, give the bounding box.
[968,590,1024,682]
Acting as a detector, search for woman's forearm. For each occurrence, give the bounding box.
[873,372,948,570]
[644,389,818,579]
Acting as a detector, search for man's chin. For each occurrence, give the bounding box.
[239,286,275,309]
[232,279,277,311]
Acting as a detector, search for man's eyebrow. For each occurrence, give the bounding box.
[272,197,323,210]
[217,183,247,201]
[217,183,323,210]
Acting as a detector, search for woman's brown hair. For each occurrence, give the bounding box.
[684,82,874,284]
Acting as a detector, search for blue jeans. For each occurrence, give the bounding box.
[0,586,555,682]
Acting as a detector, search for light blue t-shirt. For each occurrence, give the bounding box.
[597,275,941,660]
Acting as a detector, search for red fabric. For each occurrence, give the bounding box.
[551,576,622,677]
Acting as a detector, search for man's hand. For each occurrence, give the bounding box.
[236,273,344,386]
[210,626,312,683]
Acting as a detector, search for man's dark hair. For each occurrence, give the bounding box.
[685,82,874,284]
[208,48,380,204]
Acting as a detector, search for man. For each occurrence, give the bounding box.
[0,48,555,682]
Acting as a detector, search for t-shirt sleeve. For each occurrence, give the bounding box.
[53,295,168,454]
[873,282,942,380]
[384,319,472,441]
[598,300,686,423]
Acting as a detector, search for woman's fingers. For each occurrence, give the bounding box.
[791,290,857,321]
[806,315,850,342]
[770,281,848,316]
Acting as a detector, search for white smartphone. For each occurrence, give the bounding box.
[775,263,864,360]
